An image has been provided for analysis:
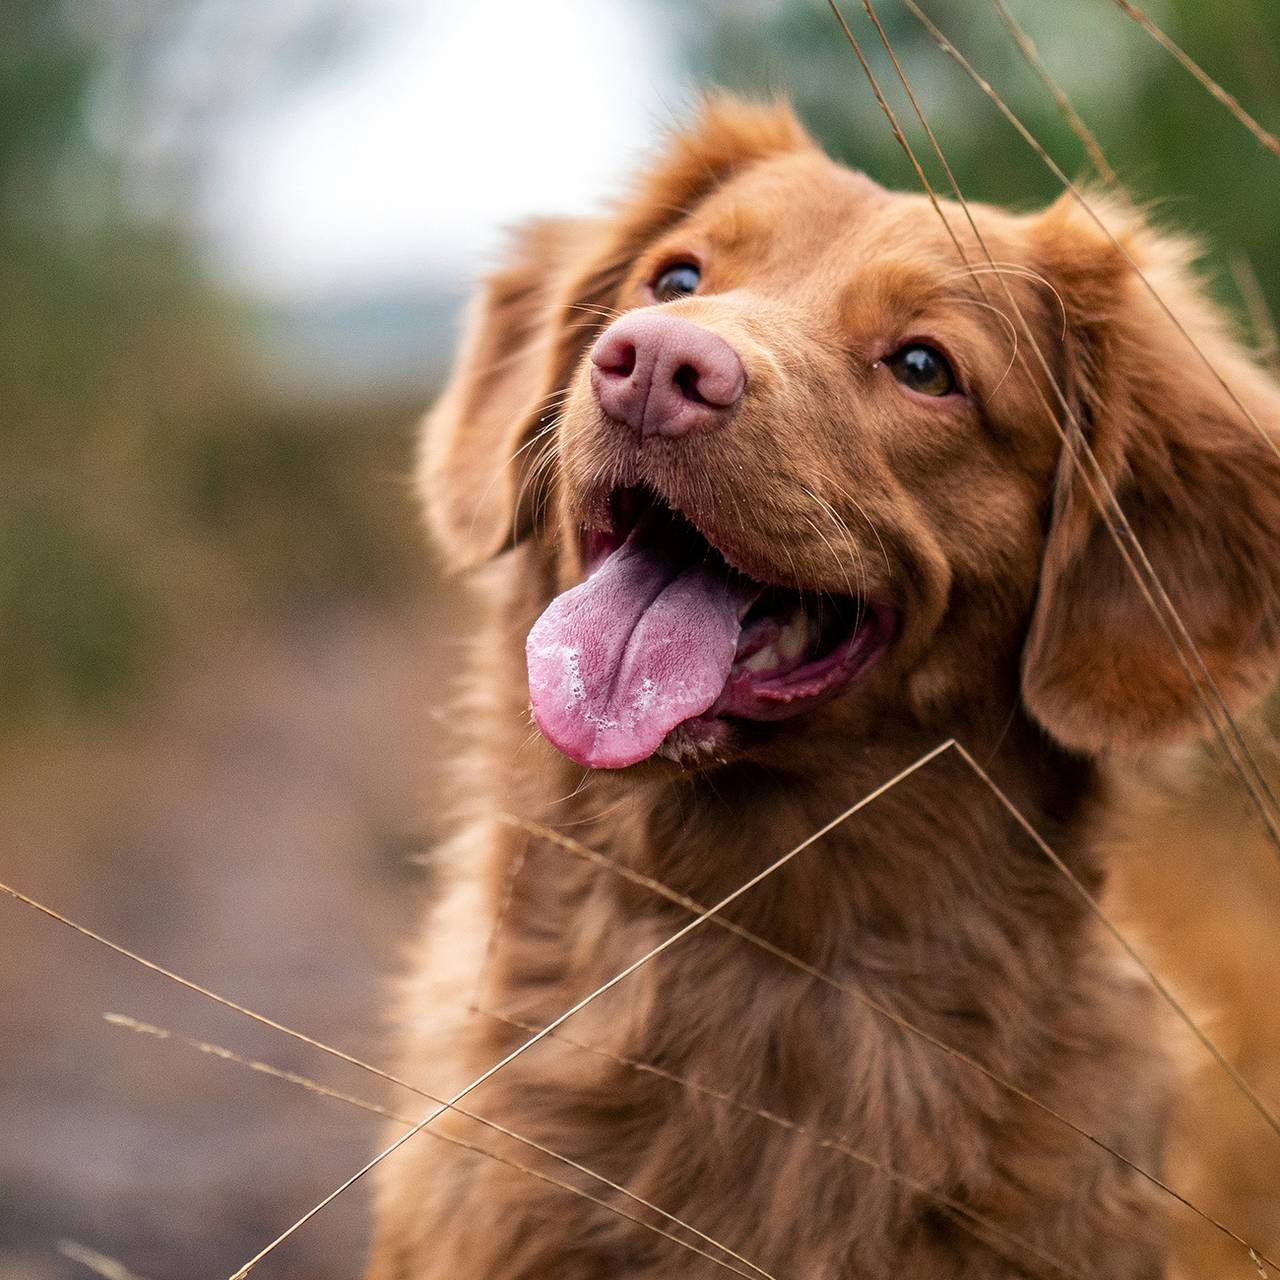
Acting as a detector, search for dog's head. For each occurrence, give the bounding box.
[424,96,1280,772]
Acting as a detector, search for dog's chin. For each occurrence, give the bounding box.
[526,487,897,772]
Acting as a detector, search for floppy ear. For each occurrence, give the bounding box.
[1021,195,1280,754]
[419,216,597,571]
[421,95,814,572]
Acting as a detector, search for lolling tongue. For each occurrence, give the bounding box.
[527,511,760,769]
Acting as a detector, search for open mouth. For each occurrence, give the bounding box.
[526,489,894,769]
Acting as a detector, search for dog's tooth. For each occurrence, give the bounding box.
[776,615,808,661]
[744,643,780,672]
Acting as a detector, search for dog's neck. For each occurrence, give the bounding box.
[540,705,1097,962]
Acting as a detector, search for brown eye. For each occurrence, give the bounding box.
[885,343,957,397]
[652,261,701,301]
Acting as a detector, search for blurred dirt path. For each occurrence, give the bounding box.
[0,594,464,1280]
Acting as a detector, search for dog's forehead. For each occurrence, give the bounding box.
[691,152,1003,285]
[694,152,882,246]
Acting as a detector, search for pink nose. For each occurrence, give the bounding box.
[589,313,745,439]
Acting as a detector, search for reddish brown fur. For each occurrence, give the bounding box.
[369,98,1280,1278]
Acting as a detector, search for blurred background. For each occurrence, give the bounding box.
[3,0,1279,1276]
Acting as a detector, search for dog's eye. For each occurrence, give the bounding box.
[885,343,957,397]
[652,262,701,301]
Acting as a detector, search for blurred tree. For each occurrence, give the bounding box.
[0,0,178,725]
[0,0,419,728]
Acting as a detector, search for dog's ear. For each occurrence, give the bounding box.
[1022,194,1280,753]
[421,95,813,571]
[419,216,597,571]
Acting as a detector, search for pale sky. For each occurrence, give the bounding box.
[201,0,684,300]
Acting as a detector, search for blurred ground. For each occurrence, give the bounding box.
[4,1,1280,1276]
[0,457,470,1278]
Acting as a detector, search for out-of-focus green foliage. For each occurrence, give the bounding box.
[1,0,419,729]
[4,3,148,723]
[672,0,1280,321]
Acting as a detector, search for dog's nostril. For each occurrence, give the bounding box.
[673,363,709,405]
[598,340,637,379]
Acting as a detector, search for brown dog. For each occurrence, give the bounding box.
[367,97,1280,1278]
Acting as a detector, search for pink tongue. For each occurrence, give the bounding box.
[527,518,759,769]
